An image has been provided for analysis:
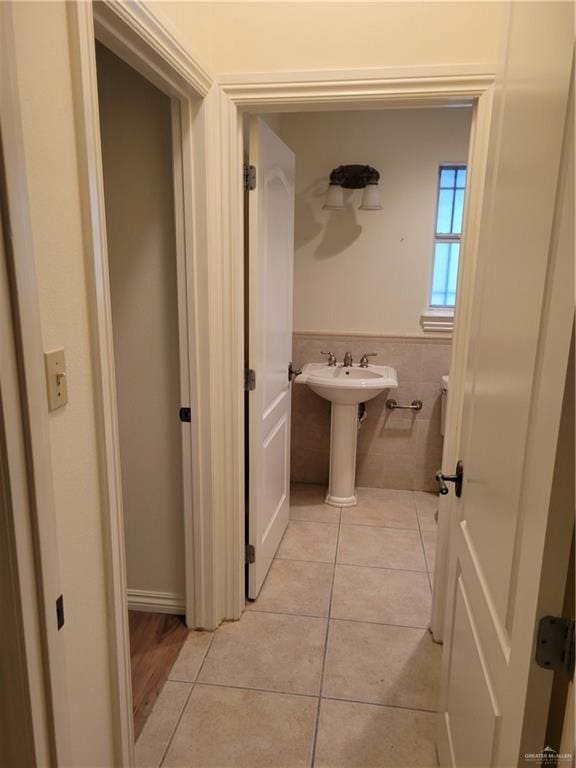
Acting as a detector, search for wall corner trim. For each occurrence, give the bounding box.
[96,0,213,96]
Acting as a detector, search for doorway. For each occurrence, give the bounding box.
[238,106,472,764]
[95,41,191,740]
[244,106,473,604]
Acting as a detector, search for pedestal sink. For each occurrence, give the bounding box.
[296,363,398,507]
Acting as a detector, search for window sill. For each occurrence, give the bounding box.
[420,308,454,334]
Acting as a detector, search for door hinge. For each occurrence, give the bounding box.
[243,164,256,192]
[179,407,191,423]
[535,616,575,678]
[244,368,256,391]
[56,594,65,630]
[246,544,255,564]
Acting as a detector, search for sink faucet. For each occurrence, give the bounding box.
[321,351,337,367]
[359,353,377,368]
[343,351,353,368]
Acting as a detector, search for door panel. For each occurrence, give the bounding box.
[247,117,295,599]
[438,3,574,766]
[446,578,499,768]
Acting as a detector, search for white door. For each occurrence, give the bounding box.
[247,117,295,599]
[438,4,574,766]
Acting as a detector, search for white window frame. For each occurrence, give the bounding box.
[421,162,467,333]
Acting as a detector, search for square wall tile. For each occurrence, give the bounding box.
[291,446,329,485]
[290,482,326,504]
[419,341,452,383]
[290,483,339,523]
[163,685,317,768]
[314,699,437,768]
[323,620,441,710]
[198,611,327,695]
[356,450,413,491]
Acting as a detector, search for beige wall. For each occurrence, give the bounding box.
[278,107,472,336]
[153,1,506,74]
[96,45,185,599]
[10,3,115,765]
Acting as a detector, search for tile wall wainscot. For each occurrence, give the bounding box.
[291,332,452,492]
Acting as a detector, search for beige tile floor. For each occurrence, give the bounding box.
[136,485,440,768]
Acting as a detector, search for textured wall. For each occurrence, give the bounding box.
[291,333,451,491]
[279,108,472,336]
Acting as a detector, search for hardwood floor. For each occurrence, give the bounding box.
[129,611,189,740]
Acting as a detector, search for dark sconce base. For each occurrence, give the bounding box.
[328,164,380,189]
[323,164,382,210]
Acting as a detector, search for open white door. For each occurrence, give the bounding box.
[247,117,295,599]
[438,4,574,767]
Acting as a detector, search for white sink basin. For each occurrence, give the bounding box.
[297,363,398,405]
[296,362,398,507]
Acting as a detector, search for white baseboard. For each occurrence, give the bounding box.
[127,589,185,615]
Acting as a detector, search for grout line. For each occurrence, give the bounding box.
[166,631,215,685]
[328,616,432,632]
[243,607,430,632]
[320,694,437,715]
[192,680,319,700]
[276,556,336,565]
[339,522,422,532]
[335,559,428,574]
[338,522,421,531]
[158,683,195,767]
[193,632,217,683]
[275,555,427,574]
[173,680,437,718]
[158,633,217,766]
[414,495,432,596]
[413,492,436,594]
[310,505,342,768]
[246,607,330,620]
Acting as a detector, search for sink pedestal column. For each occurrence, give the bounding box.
[326,403,359,507]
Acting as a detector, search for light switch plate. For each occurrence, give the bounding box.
[44,348,68,411]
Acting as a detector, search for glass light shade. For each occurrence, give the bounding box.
[323,184,345,210]
[359,183,382,210]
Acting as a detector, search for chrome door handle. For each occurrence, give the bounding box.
[436,460,464,498]
[288,362,302,382]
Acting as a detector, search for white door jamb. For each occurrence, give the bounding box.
[68,1,213,764]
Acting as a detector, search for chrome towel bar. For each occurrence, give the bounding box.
[386,398,423,411]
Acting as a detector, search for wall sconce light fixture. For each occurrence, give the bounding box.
[322,164,382,211]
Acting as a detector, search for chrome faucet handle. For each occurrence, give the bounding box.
[359,353,377,368]
[321,351,337,367]
[343,351,353,368]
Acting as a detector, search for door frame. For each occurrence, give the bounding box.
[68,1,214,764]
[213,64,496,624]
[0,5,72,763]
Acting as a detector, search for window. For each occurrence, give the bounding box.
[429,165,467,308]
